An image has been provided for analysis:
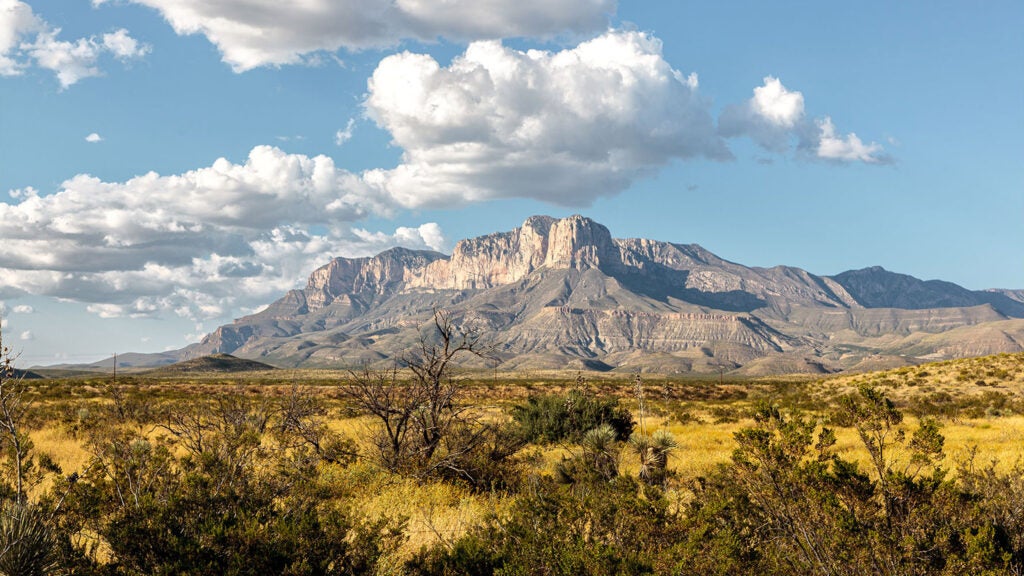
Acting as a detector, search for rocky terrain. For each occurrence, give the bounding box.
[99,215,1024,374]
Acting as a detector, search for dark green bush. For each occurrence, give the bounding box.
[432,423,525,492]
[510,389,634,444]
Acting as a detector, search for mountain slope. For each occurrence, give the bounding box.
[832,267,1024,317]
[160,215,1022,374]
[75,214,1023,375]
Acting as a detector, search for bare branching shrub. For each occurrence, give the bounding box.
[0,331,35,504]
[342,309,504,483]
[276,385,357,466]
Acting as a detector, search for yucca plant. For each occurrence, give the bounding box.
[581,424,620,481]
[0,501,57,576]
[629,429,677,486]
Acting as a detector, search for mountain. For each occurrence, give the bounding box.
[831,267,1024,317]
[152,214,1021,375]
[39,352,180,372]
[74,215,1024,375]
[145,354,277,375]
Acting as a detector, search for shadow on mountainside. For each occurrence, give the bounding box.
[613,264,766,313]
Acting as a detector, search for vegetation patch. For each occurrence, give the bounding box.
[3,324,1024,574]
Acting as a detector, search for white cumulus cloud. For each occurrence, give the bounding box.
[364,30,730,208]
[751,76,804,128]
[0,0,42,75]
[0,146,446,321]
[85,132,103,143]
[25,27,150,89]
[19,330,32,341]
[11,305,32,314]
[1,1,149,88]
[815,116,888,164]
[100,28,147,59]
[719,76,889,163]
[99,0,616,72]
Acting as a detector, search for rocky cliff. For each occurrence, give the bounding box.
[179,214,1024,374]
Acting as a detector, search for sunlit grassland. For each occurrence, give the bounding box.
[19,352,1024,561]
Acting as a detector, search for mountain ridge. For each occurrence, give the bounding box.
[49,215,1024,375]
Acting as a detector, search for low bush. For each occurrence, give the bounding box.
[510,388,634,444]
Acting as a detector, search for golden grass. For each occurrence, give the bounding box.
[656,416,753,478]
[13,351,1024,569]
[31,426,90,475]
[820,352,1024,400]
[328,461,507,563]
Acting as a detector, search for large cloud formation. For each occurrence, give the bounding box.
[1,0,148,88]
[719,76,890,164]
[0,146,444,320]
[95,0,616,71]
[364,30,731,207]
[1,24,891,328]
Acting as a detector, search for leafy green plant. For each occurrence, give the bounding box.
[510,386,634,444]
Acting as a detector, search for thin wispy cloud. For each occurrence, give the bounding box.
[335,119,356,146]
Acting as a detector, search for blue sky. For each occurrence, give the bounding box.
[1,0,1021,365]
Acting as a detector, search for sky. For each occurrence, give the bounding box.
[1,0,1022,366]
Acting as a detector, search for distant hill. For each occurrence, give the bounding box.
[39,352,179,372]
[50,215,1024,376]
[9,368,44,380]
[823,351,1024,402]
[832,267,1024,317]
[146,354,277,375]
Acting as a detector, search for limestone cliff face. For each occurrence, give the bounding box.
[544,214,621,269]
[297,215,624,295]
[305,248,447,310]
[250,213,883,328]
[409,214,622,290]
[178,214,1024,373]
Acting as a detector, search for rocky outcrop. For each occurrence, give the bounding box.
[408,214,622,290]
[305,248,447,310]
[155,215,1024,373]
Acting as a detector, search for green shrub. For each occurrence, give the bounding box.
[432,423,525,492]
[407,475,680,576]
[510,389,634,444]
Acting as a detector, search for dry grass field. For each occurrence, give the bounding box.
[17,352,1024,570]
